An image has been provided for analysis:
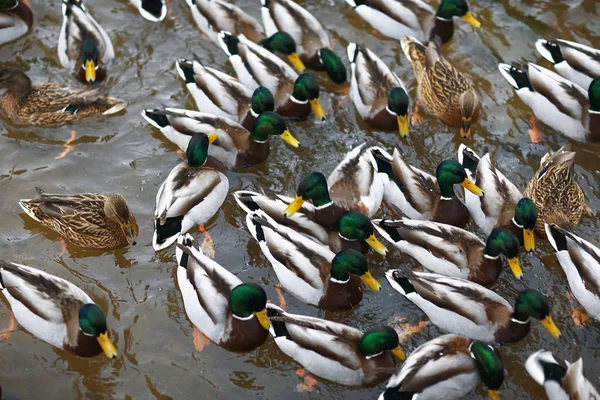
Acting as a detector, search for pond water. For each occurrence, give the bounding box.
[1,0,600,398]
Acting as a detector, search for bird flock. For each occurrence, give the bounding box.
[1,0,600,399]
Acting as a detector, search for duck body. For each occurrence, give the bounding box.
[175,235,269,351]
[129,0,166,21]
[19,189,138,250]
[546,224,600,321]
[536,39,600,90]
[0,0,33,45]
[0,69,126,127]
[58,0,114,84]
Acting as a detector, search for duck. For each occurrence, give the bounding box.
[175,234,270,351]
[0,260,118,358]
[372,147,483,228]
[142,108,298,169]
[246,210,381,310]
[536,38,600,90]
[0,0,33,45]
[266,303,405,385]
[58,0,114,84]
[19,188,138,250]
[498,63,600,142]
[347,43,410,137]
[373,219,523,286]
[129,0,166,21]
[458,144,538,251]
[153,132,228,251]
[385,270,561,343]
[379,334,504,400]
[175,58,275,131]
[525,350,600,400]
[523,144,586,236]
[345,0,480,44]
[218,32,325,120]
[546,224,600,321]
[402,35,480,137]
[261,0,346,83]
[0,68,126,127]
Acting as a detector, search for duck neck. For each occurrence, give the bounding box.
[430,17,454,44]
[588,111,600,142]
[437,181,456,199]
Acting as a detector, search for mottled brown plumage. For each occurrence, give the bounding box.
[19,189,138,250]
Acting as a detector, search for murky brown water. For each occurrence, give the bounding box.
[1,0,600,398]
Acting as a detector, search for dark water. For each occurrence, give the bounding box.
[1,0,600,398]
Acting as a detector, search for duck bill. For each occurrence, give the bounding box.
[360,271,381,291]
[288,53,306,73]
[365,234,387,255]
[463,11,481,28]
[488,390,500,400]
[284,195,304,217]
[541,316,561,338]
[280,129,300,148]
[461,177,483,196]
[310,98,326,121]
[507,257,523,279]
[460,121,472,138]
[523,228,535,252]
[208,133,218,144]
[255,309,270,330]
[397,115,409,137]
[391,345,406,361]
[85,59,96,83]
[97,332,118,359]
[122,225,137,246]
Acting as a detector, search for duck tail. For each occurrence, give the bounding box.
[153,216,183,251]
[265,303,289,338]
[457,144,480,178]
[176,233,199,268]
[498,63,531,90]
[141,108,171,129]
[218,31,239,57]
[545,223,568,252]
[385,269,415,295]
[233,191,262,214]
[347,43,359,64]
[102,97,127,115]
[18,199,41,222]
[139,0,166,22]
[176,59,196,84]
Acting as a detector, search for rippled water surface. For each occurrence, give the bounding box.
[1,0,600,398]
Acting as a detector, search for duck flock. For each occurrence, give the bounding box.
[1,0,600,399]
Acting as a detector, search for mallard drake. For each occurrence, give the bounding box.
[523,145,586,236]
[58,0,114,84]
[546,224,600,321]
[129,0,166,21]
[266,303,405,385]
[499,63,600,142]
[345,0,480,44]
[402,36,480,137]
[218,32,325,120]
[246,210,381,310]
[0,68,126,127]
[19,188,138,250]
[347,43,409,137]
[0,0,33,45]
[175,58,274,131]
[142,108,298,168]
[458,144,538,251]
[175,234,270,351]
[380,334,504,400]
[372,147,483,228]
[525,350,600,399]
[536,39,600,90]
[153,133,228,251]
[374,220,522,286]
[261,0,346,83]
[0,260,117,358]
[386,270,561,343]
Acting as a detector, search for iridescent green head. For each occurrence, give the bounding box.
[485,228,522,279]
[470,342,505,393]
[436,160,483,198]
[359,326,404,360]
[339,210,374,241]
[437,0,479,26]
[260,31,297,55]
[387,88,409,117]
[296,172,331,207]
[251,87,275,115]
[331,249,368,280]
[293,73,320,101]
[186,132,210,167]
[514,198,537,231]
[79,304,108,336]
[250,111,288,142]
[230,283,267,318]
[514,290,561,338]
[318,48,347,84]
[588,76,600,112]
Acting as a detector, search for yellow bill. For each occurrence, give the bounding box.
[488,390,500,400]
[208,133,218,144]
[397,115,409,137]
[85,59,96,83]
[97,332,117,359]
[507,257,523,279]
[463,11,481,28]
[541,315,561,338]
[360,271,381,291]
[392,345,406,361]
[461,177,483,196]
[310,98,326,121]
[288,52,306,73]
[280,129,300,148]
[284,195,304,217]
[365,234,387,255]
[523,228,535,252]
[255,309,270,330]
